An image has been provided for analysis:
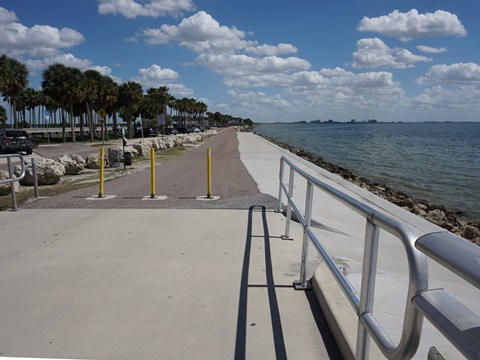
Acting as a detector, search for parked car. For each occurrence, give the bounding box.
[163,127,178,135]
[134,128,156,138]
[0,128,34,155]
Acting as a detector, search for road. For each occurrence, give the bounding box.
[21,128,277,209]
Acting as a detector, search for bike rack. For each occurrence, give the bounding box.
[0,154,26,211]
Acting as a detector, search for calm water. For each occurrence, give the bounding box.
[255,122,480,221]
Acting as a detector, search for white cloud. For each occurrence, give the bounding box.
[98,0,195,19]
[417,45,448,54]
[0,10,84,58]
[357,9,466,41]
[411,85,480,116]
[226,89,292,118]
[351,37,432,69]
[167,83,194,98]
[25,53,93,72]
[132,64,179,88]
[88,65,122,83]
[245,43,298,56]
[139,11,248,53]
[197,53,310,77]
[0,6,17,25]
[417,63,480,85]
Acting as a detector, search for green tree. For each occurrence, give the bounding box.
[42,63,70,142]
[139,86,171,126]
[0,54,29,128]
[96,75,119,139]
[118,81,143,138]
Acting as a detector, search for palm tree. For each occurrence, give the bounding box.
[140,86,170,125]
[96,74,119,139]
[0,54,29,128]
[42,63,69,141]
[42,64,84,142]
[82,69,103,141]
[20,88,43,127]
[63,67,84,142]
[118,81,143,138]
[100,78,119,139]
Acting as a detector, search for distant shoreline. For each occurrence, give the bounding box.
[252,130,480,245]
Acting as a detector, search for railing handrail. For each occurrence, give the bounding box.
[0,153,26,210]
[278,155,480,359]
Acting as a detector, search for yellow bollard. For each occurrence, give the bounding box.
[150,147,155,198]
[207,147,212,198]
[99,147,104,198]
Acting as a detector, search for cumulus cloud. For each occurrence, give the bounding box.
[357,9,466,41]
[351,37,432,69]
[0,6,17,25]
[137,11,299,59]
[138,11,248,53]
[417,45,448,54]
[24,53,93,72]
[88,65,122,83]
[245,43,298,56]
[97,0,195,19]
[0,7,85,58]
[167,83,194,98]
[132,64,179,88]
[226,89,293,119]
[417,63,480,85]
[198,53,310,76]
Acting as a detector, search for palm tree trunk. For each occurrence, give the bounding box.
[69,102,76,143]
[80,113,85,141]
[61,109,66,143]
[113,113,118,139]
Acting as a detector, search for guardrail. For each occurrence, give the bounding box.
[277,155,480,360]
[0,153,26,210]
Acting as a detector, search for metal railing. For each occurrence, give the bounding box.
[277,155,480,360]
[0,153,26,210]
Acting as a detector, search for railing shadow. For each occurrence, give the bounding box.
[234,205,287,360]
[234,205,344,360]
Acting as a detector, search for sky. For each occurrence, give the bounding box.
[1,0,479,123]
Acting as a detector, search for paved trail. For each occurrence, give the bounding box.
[22,128,277,210]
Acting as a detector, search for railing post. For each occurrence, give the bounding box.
[150,147,155,198]
[356,218,380,360]
[294,180,314,290]
[207,147,212,198]
[283,167,295,238]
[98,148,104,198]
[32,158,39,198]
[7,157,18,211]
[277,157,285,213]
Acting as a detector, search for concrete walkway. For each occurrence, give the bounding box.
[0,130,339,360]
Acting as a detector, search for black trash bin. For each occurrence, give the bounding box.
[124,151,132,166]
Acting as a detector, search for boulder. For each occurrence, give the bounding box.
[86,152,105,169]
[14,158,66,186]
[0,169,19,195]
[55,154,86,175]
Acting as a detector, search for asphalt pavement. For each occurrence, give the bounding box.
[21,128,277,210]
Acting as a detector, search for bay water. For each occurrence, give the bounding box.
[255,122,480,221]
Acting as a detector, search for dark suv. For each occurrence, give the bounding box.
[0,128,34,155]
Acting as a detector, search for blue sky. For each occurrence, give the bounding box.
[1,0,479,122]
